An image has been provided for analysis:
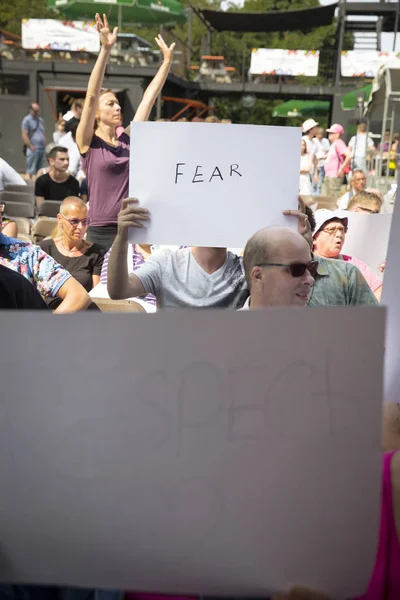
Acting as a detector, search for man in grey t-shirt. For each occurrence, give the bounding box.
[107,199,248,309]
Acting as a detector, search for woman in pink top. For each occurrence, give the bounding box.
[77,13,175,251]
[323,123,352,199]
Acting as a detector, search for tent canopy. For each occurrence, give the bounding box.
[341,84,372,111]
[273,99,330,118]
[48,0,187,26]
[200,2,337,33]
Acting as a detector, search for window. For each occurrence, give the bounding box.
[0,74,29,95]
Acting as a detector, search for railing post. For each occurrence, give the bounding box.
[241,48,246,86]
[335,0,346,87]
[394,0,400,51]
[187,7,193,74]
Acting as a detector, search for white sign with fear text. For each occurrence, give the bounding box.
[128,122,301,247]
[0,308,385,598]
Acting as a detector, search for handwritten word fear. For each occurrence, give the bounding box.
[175,163,243,184]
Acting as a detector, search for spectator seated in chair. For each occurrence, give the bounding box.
[284,203,379,308]
[0,202,17,237]
[337,169,367,209]
[39,196,106,308]
[312,209,382,301]
[107,198,248,310]
[0,198,91,313]
[347,190,382,214]
[0,157,26,192]
[0,264,48,309]
[35,145,79,207]
[241,226,316,310]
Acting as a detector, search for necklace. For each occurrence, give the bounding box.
[60,239,83,257]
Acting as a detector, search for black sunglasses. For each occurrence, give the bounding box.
[256,260,319,278]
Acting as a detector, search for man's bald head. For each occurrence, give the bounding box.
[242,226,315,308]
[243,227,311,288]
[30,103,40,116]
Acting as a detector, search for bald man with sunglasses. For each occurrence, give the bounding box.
[241,227,316,309]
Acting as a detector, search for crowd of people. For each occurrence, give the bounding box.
[0,11,398,600]
[299,118,398,203]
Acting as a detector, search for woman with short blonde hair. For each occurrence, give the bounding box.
[39,196,105,308]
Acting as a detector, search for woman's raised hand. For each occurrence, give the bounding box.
[155,34,176,63]
[95,13,118,51]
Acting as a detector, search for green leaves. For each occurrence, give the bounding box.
[0,0,53,35]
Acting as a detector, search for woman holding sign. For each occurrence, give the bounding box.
[76,13,175,251]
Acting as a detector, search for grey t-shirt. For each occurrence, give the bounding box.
[135,248,249,309]
[21,114,45,149]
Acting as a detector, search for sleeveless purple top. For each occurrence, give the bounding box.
[81,132,130,227]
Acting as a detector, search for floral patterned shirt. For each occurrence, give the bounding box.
[0,233,71,298]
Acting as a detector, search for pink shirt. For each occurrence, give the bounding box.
[324,138,348,177]
[357,450,400,599]
[341,255,382,293]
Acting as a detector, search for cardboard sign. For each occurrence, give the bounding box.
[129,122,300,247]
[341,212,392,277]
[0,308,385,597]
[382,174,400,402]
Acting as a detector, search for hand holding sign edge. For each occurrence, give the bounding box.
[117,198,150,239]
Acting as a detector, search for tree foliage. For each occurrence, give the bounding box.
[0,0,53,34]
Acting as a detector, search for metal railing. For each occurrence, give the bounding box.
[0,39,185,78]
[191,48,340,86]
[364,150,399,194]
[0,41,372,88]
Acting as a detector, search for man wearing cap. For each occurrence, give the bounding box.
[241,226,316,310]
[312,208,382,301]
[323,124,352,199]
[302,119,319,189]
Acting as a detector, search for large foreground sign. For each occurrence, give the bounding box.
[0,308,385,598]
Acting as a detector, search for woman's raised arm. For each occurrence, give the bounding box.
[76,13,118,153]
[132,34,175,124]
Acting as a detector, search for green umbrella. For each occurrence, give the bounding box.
[273,99,330,118]
[48,0,187,28]
[341,84,372,111]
